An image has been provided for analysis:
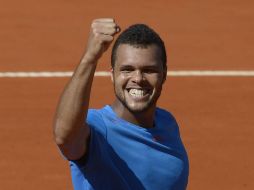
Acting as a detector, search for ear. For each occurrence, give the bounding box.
[110,68,114,82]
[162,68,167,83]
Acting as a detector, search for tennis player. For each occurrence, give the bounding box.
[53,18,189,190]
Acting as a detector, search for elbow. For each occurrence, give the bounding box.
[52,121,89,160]
[53,117,73,146]
[53,123,68,146]
[54,136,66,146]
[54,136,87,161]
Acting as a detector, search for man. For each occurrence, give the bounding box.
[53,18,189,190]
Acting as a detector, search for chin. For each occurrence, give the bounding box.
[124,101,155,114]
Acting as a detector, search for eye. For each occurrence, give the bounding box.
[120,67,134,73]
[143,68,159,74]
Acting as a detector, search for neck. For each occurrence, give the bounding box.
[111,100,156,128]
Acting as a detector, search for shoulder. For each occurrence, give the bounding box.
[87,108,103,122]
[155,107,180,132]
[156,107,177,122]
[87,105,111,122]
[86,106,111,135]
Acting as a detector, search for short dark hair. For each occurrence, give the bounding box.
[111,24,167,70]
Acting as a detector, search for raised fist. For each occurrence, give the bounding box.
[85,18,120,61]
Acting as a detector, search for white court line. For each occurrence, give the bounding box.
[0,71,254,77]
[167,71,254,76]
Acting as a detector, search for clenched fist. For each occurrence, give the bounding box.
[84,18,120,62]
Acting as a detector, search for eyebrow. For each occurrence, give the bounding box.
[119,65,161,72]
[119,62,160,68]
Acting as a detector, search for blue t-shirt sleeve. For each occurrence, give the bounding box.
[69,109,107,164]
[86,109,107,138]
[76,108,108,162]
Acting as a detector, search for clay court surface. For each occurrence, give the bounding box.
[1,0,254,189]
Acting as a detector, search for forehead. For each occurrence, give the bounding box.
[114,44,162,68]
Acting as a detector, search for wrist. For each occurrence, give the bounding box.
[81,51,101,65]
[81,55,96,65]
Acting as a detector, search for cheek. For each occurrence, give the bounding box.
[115,75,129,87]
[148,75,164,87]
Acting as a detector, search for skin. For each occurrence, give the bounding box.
[111,44,167,128]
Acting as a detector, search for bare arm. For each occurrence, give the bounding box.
[53,18,120,160]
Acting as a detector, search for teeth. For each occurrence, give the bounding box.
[129,89,147,97]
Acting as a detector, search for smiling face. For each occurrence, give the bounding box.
[112,44,167,114]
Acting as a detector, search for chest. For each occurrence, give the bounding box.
[105,122,188,183]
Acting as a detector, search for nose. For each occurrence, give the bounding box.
[132,70,144,83]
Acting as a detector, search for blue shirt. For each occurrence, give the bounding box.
[70,105,189,190]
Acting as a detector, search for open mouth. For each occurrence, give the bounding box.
[128,88,150,98]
